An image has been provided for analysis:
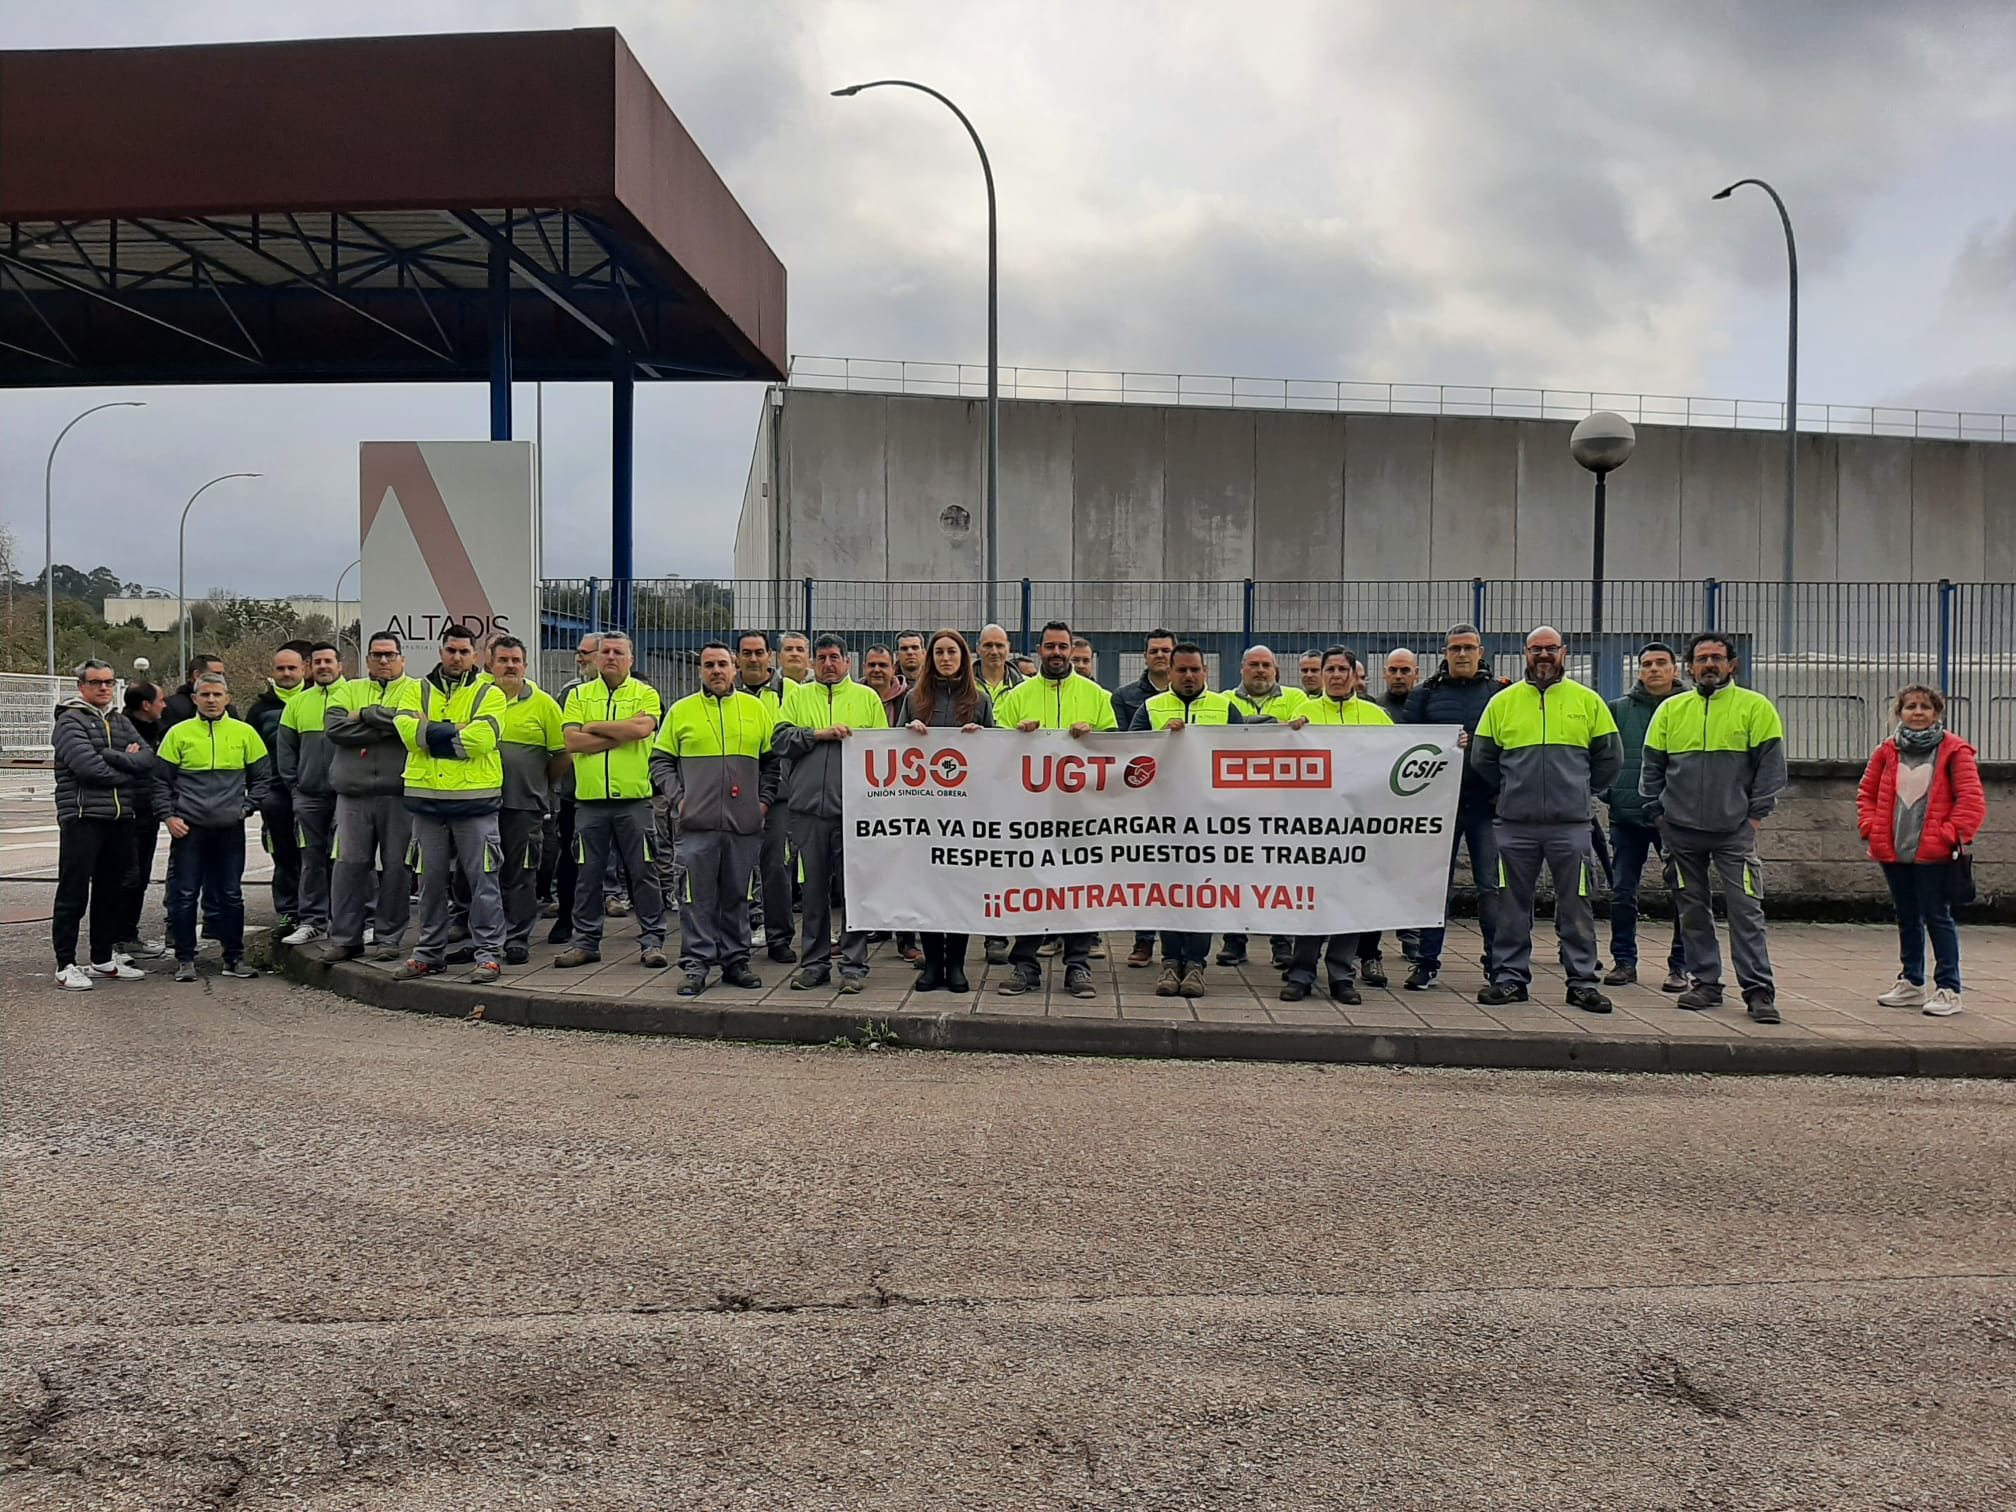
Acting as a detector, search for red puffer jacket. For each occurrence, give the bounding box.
[1856,732,1986,864]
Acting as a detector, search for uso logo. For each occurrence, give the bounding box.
[1123,755,1157,789]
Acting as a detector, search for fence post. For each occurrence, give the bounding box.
[1242,578,1256,646]
[802,577,815,640]
[1020,578,1033,654]
[1937,578,1954,697]
[1471,577,1486,631]
[1704,578,1720,632]
[586,577,602,632]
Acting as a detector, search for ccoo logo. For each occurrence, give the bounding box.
[1390,743,1452,797]
[1123,755,1157,789]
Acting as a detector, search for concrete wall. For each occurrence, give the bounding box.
[745,388,2013,588]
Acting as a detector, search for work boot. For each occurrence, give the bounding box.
[915,962,945,993]
[1357,956,1388,988]
[837,977,865,995]
[985,938,1010,966]
[1279,981,1310,1002]
[769,940,798,965]
[1065,965,1097,999]
[1660,970,1690,994]
[943,965,971,994]
[722,963,763,989]
[997,970,1039,997]
[1129,943,1156,969]
[640,948,669,969]
[553,948,600,969]
[1745,992,1781,1025]
[676,971,708,998]
[546,920,573,946]
[1270,940,1293,970]
[1603,962,1637,987]
[1476,982,1529,1006]
[1215,944,1248,967]
[1179,967,1206,999]
[1676,983,1724,1011]
[462,962,501,986]
[1567,985,1614,1014]
[390,960,439,982]
[504,945,531,966]
[1038,937,1062,956]
[791,968,831,991]
[1155,966,1181,997]
[1329,979,1361,1006]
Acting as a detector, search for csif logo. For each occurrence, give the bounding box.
[1389,743,1452,797]
[865,747,968,790]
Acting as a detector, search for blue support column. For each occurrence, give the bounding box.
[1937,578,1954,696]
[1242,578,1256,646]
[1704,577,1721,632]
[1019,578,1033,654]
[1471,577,1486,631]
[487,237,512,441]
[802,578,816,639]
[610,351,635,632]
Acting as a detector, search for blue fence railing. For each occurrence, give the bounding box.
[539,577,2016,764]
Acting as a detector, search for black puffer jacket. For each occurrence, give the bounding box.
[1400,664,1510,813]
[53,697,153,823]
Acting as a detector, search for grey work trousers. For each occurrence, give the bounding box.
[1488,820,1600,989]
[1285,933,1367,989]
[788,811,868,980]
[572,800,666,952]
[749,799,793,937]
[498,807,544,953]
[1666,823,1775,999]
[330,793,411,950]
[413,809,505,968]
[652,793,687,913]
[678,828,761,969]
[293,792,336,931]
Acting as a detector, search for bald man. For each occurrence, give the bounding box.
[1380,649,1419,716]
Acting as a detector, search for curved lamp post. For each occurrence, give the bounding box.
[1713,178,1798,580]
[1571,412,1636,693]
[833,78,1000,624]
[177,473,262,672]
[44,401,146,676]
[333,556,363,671]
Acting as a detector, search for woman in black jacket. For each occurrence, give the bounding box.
[895,629,994,993]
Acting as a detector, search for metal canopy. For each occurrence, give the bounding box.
[0,29,788,390]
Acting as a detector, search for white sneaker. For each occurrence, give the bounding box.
[1923,989,1963,1017]
[363,927,376,945]
[1876,977,1926,1008]
[89,960,147,981]
[56,965,95,991]
[281,924,326,946]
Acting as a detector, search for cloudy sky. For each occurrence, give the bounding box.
[2,0,2012,596]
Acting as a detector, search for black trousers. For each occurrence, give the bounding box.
[118,815,160,944]
[53,817,133,969]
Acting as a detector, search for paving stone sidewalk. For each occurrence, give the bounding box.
[307,919,2016,1075]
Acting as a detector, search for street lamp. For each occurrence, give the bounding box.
[333,556,362,672]
[833,78,1001,625]
[1571,412,1636,694]
[1713,178,1798,582]
[44,400,146,676]
[177,473,262,673]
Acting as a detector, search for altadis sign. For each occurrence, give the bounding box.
[360,441,537,648]
[841,725,1465,934]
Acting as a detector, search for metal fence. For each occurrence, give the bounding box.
[541,577,2016,763]
[0,672,124,761]
[788,355,2016,442]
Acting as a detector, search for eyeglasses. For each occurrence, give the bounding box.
[367,650,399,659]
[81,677,116,687]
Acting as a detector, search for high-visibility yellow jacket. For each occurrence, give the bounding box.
[399,667,506,807]
[1472,677,1622,824]
[325,675,423,798]
[1300,694,1393,727]
[651,689,780,835]
[996,673,1120,732]
[1224,684,1307,721]
[153,713,272,828]
[561,675,663,802]
[1641,682,1788,833]
[773,676,887,818]
[1135,688,1244,729]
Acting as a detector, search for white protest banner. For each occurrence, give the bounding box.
[842,725,1465,935]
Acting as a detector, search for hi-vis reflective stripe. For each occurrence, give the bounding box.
[524,842,536,869]
[297,819,308,850]
[1579,863,1589,898]
[576,837,587,865]
[263,827,275,857]
[406,838,423,874]
[483,842,500,875]
[1497,856,1508,889]
[1744,864,1758,897]
[330,832,341,863]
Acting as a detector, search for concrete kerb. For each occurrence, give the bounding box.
[277,946,2013,1079]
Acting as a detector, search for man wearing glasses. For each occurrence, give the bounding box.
[51,660,156,990]
[1640,633,1789,1024]
[323,632,423,961]
[1470,626,1623,1014]
[1399,623,1511,991]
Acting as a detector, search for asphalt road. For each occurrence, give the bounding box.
[4,857,2014,1508]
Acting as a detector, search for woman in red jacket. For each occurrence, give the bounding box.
[1856,685,1985,1017]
